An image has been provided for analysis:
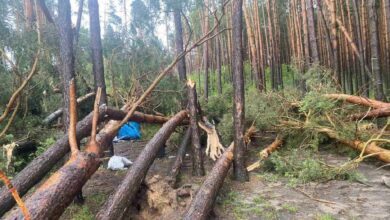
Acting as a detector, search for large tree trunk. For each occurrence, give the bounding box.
[0,107,169,217]
[58,0,76,131]
[95,111,188,220]
[43,92,95,125]
[324,93,390,109]
[367,0,387,102]
[188,80,205,176]
[232,0,248,182]
[88,0,107,104]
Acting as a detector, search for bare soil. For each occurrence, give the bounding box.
[60,135,390,220]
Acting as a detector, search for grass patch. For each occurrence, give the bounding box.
[281,203,298,213]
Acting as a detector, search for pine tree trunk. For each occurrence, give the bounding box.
[301,0,310,69]
[174,7,187,82]
[203,0,210,100]
[88,0,107,105]
[232,0,248,182]
[243,1,262,91]
[306,0,319,63]
[368,0,387,101]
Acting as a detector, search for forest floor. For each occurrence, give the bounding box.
[60,134,390,220]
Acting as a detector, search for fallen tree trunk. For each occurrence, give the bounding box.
[4,103,127,219]
[247,136,283,172]
[259,136,283,159]
[324,94,390,109]
[183,127,256,220]
[183,143,234,220]
[350,107,390,120]
[168,127,191,188]
[0,107,169,217]
[42,92,95,125]
[96,110,188,220]
[319,128,390,163]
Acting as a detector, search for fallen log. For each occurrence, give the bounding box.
[350,107,390,120]
[183,143,234,220]
[168,127,191,188]
[183,127,256,220]
[319,128,390,163]
[0,107,168,217]
[259,136,283,159]
[96,110,188,220]
[4,87,110,219]
[42,92,95,125]
[247,136,283,172]
[324,94,390,109]
[187,80,204,176]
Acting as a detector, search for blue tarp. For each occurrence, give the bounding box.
[115,121,141,141]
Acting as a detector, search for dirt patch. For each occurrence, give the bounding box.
[60,137,390,220]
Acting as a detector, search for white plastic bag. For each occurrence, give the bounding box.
[107,155,133,170]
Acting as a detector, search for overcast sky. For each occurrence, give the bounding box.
[69,0,168,45]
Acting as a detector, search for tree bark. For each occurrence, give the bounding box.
[88,0,108,104]
[168,127,191,188]
[58,0,76,131]
[95,111,188,220]
[188,80,205,176]
[232,0,248,182]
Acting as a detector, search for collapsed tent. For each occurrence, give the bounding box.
[114,121,141,142]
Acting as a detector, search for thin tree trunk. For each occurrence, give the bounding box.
[368,0,387,101]
[203,0,210,100]
[168,128,191,188]
[301,0,310,69]
[306,0,319,63]
[174,7,187,83]
[243,1,262,91]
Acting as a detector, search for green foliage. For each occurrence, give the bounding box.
[264,149,365,186]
